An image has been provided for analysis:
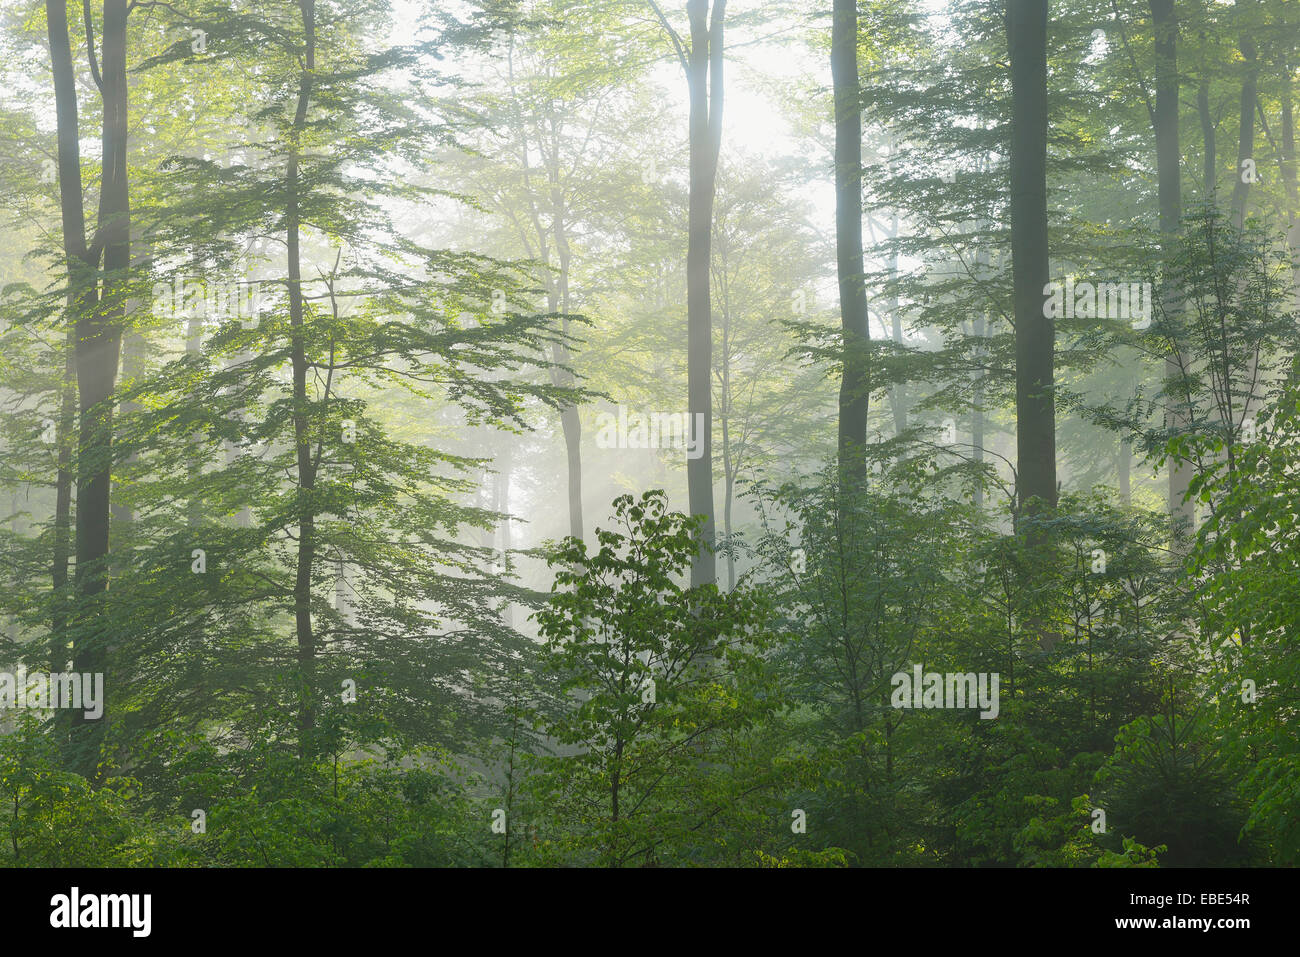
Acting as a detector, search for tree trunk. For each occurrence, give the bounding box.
[887,213,905,437]
[1198,79,1216,196]
[1283,60,1299,281]
[552,197,584,544]
[288,0,318,760]
[495,443,513,629]
[972,238,993,511]
[686,0,723,588]
[506,51,585,547]
[1228,2,1260,488]
[1228,2,1258,231]
[334,556,352,626]
[972,314,987,511]
[718,266,736,590]
[46,0,130,775]
[558,407,583,541]
[722,382,736,590]
[1151,0,1194,543]
[1283,59,1300,326]
[833,0,869,484]
[51,322,75,648]
[111,269,146,529]
[185,313,202,527]
[1008,0,1056,524]
[1118,437,1131,506]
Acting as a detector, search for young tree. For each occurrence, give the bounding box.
[527,490,780,865]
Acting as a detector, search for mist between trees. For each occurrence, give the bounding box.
[0,0,1294,868]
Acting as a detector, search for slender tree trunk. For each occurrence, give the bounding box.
[723,467,735,590]
[185,313,203,527]
[1151,0,1194,544]
[111,286,146,528]
[1283,60,1300,329]
[51,322,75,646]
[710,236,744,593]
[227,351,251,528]
[334,556,351,625]
[288,0,318,760]
[972,239,993,511]
[972,314,987,511]
[1118,437,1131,506]
[558,408,583,541]
[833,0,869,485]
[541,289,582,548]
[887,213,905,437]
[686,0,723,588]
[506,56,585,547]
[1198,79,1216,196]
[495,443,513,629]
[551,198,584,544]
[1228,2,1258,231]
[109,171,147,536]
[721,369,735,590]
[1228,2,1261,484]
[1008,0,1056,525]
[1283,60,1299,279]
[718,273,736,590]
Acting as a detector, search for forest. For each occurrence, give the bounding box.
[0,0,1295,870]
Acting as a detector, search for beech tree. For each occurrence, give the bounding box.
[44,0,131,776]
[832,0,869,485]
[649,0,724,588]
[1008,0,1055,526]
